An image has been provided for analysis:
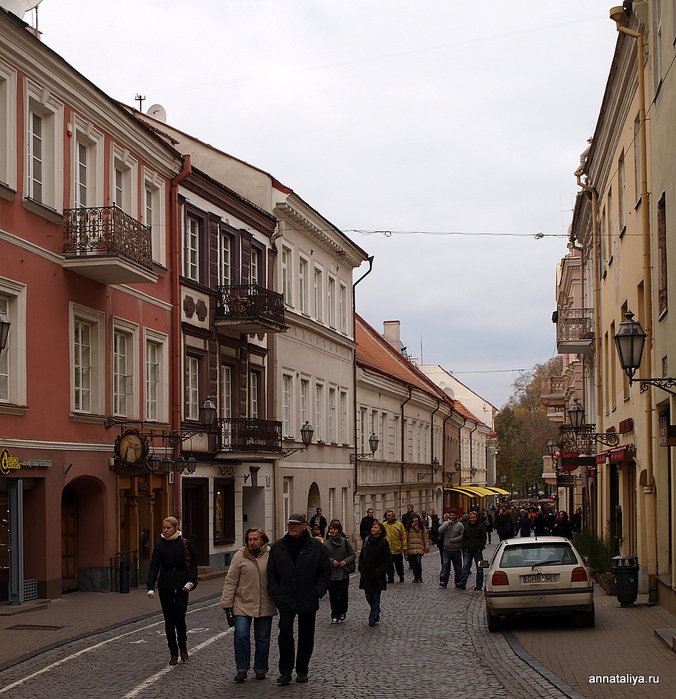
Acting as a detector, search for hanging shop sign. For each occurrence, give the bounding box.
[658,413,676,447]
[0,448,21,476]
[113,429,151,477]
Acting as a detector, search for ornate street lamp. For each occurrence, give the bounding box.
[350,432,379,463]
[300,420,314,447]
[199,396,217,429]
[614,311,676,394]
[546,438,558,458]
[567,398,585,429]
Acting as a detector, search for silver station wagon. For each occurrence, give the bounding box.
[481,536,594,631]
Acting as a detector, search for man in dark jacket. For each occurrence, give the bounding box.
[267,514,331,686]
[359,508,376,541]
[458,511,487,590]
[309,507,327,538]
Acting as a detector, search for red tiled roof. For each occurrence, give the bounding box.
[355,315,483,425]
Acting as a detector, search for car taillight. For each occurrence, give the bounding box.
[571,567,588,582]
[492,571,509,585]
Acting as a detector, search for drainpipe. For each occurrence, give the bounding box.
[610,7,656,578]
[441,403,455,508]
[429,398,441,500]
[352,256,374,500]
[399,384,413,508]
[170,154,192,518]
[468,421,478,484]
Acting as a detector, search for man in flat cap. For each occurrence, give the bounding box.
[267,514,331,686]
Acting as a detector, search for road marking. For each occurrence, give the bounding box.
[121,628,232,698]
[0,600,221,694]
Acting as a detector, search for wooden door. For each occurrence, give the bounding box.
[182,479,209,565]
[61,489,78,592]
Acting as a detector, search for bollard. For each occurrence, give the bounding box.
[119,554,131,594]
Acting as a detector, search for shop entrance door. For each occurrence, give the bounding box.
[61,488,78,592]
[182,479,209,565]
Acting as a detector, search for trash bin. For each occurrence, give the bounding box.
[612,554,639,607]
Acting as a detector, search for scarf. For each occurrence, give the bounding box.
[162,529,181,541]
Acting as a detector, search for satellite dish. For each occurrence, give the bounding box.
[0,0,43,18]
[147,104,167,123]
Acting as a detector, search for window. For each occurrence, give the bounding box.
[328,387,337,442]
[359,407,367,452]
[185,216,200,281]
[299,258,308,314]
[633,114,641,203]
[658,193,668,316]
[70,304,103,415]
[143,169,165,265]
[281,246,292,303]
[0,280,26,409]
[220,365,232,419]
[300,378,309,424]
[654,0,663,90]
[0,61,17,190]
[314,267,323,321]
[251,248,260,285]
[214,478,235,545]
[110,145,137,215]
[249,371,259,418]
[328,277,336,327]
[113,329,132,417]
[315,384,324,441]
[185,355,199,420]
[145,338,163,422]
[339,390,348,444]
[72,119,103,210]
[282,374,292,436]
[24,80,63,212]
[219,231,232,286]
[283,477,293,525]
[339,284,348,333]
[618,151,626,233]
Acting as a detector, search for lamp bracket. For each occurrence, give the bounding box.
[417,472,433,481]
[637,377,676,395]
[281,447,306,458]
[350,452,376,463]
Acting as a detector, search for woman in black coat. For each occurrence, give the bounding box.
[552,510,573,540]
[147,516,198,665]
[494,507,515,540]
[358,520,392,627]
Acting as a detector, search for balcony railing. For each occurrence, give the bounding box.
[216,417,283,453]
[215,284,286,334]
[555,307,594,354]
[63,206,155,284]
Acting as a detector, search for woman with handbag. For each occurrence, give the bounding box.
[358,520,392,627]
[322,520,356,623]
[146,516,198,666]
[220,528,276,682]
[405,513,429,583]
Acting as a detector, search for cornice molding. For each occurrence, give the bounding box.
[0,226,63,264]
[0,438,114,452]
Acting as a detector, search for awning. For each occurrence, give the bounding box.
[484,486,510,495]
[595,444,635,464]
[443,486,496,498]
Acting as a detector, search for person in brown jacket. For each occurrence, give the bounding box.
[220,528,277,683]
[405,514,429,583]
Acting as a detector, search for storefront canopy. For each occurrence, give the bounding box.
[483,486,510,495]
[443,486,498,498]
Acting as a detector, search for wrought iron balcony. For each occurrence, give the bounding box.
[216,417,283,453]
[63,206,156,284]
[555,307,594,354]
[215,284,286,334]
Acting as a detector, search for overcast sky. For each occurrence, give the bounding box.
[31,0,618,409]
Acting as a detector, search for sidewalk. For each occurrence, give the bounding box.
[0,575,226,672]
[510,588,676,698]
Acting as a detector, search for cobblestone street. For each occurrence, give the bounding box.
[0,549,580,699]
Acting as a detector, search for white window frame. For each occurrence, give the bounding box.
[314,267,323,322]
[144,329,168,423]
[327,276,336,328]
[219,230,232,286]
[339,283,348,334]
[281,245,292,304]
[299,257,309,314]
[315,383,324,441]
[110,145,138,216]
[220,364,233,419]
[112,322,138,418]
[71,116,104,209]
[24,79,64,211]
[143,168,166,265]
[0,278,27,409]
[251,247,260,286]
[185,215,200,281]
[300,378,310,425]
[70,303,104,415]
[184,355,200,421]
[339,390,348,444]
[282,374,292,436]
[249,371,259,418]
[328,387,337,443]
[0,60,17,191]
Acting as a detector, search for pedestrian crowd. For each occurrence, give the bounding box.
[144,502,581,686]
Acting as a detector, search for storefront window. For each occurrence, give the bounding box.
[213,478,234,545]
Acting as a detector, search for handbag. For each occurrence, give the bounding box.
[182,539,198,590]
[344,540,356,574]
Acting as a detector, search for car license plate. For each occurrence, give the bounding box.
[523,574,559,583]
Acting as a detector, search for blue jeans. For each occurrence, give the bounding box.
[409,554,423,580]
[364,590,381,623]
[459,549,484,589]
[440,549,463,585]
[233,615,273,672]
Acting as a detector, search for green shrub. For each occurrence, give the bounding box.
[573,529,616,574]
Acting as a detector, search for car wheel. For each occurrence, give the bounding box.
[486,608,501,632]
[580,606,595,628]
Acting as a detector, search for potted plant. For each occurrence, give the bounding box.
[573,529,619,595]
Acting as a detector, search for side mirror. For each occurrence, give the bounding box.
[479,560,489,568]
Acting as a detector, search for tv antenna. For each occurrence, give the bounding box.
[135,94,146,112]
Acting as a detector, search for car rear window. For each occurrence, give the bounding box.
[499,543,578,568]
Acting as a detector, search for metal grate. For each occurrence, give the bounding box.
[23,578,38,601]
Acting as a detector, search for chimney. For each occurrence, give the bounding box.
[383,320,401,351]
